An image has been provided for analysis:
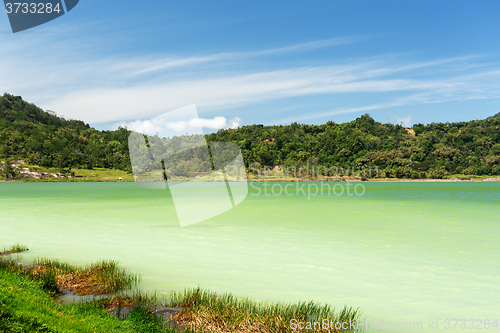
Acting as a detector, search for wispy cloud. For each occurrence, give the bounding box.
[274,85,497,124]
[44,61,496,124]
[127,54,229,76]
[249,36,364,56]
[1,32,500,126]
[126,37,364,76]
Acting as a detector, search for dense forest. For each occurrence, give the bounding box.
[1,93,500,179]
[207,113,500,178]
[0,94,131,171]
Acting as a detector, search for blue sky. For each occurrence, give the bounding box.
[1,0,500,132]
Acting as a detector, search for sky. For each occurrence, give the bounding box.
[1,0,500,133]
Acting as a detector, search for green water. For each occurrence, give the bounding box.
[1,182,499,332]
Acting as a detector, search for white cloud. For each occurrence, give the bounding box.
[114,119,163,135]
[114,116,241,134]
[193,117,228,130]
[395,115,413,127]
[249,36,364,56]
[128,55,229,76]
[163,117,230,132]
[228,117,242,129]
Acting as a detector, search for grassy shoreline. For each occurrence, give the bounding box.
[2,177,498,183]
[1,171,499,183]
[2,161,499,183]
[1,245,362,332]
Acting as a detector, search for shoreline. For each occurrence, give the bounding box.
[1,247,361,332]
[2,161,499,183]
[2,177,499,183]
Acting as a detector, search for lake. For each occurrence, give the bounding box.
[1,182,499,332]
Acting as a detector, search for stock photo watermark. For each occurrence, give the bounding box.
[128,105,248,227]
[290,318,499,331]
[127,105,375,226]
[3,0,79,33]
[247,162,376,199]
[250,181,366,199]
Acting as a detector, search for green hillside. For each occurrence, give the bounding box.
[206,115,500,178]
[488,112,500,119]
[1,93,499,179]
[0,93,131,171]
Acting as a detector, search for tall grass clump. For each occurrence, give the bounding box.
[0,267,169,332]
[1,245,139,296]
[126,304,165,333]
[33,257,75,273]
[91,290,157,312]
[0,256,21,271]
[33,258,140,295]
[88,291,189,333]
[169,287,362,333]
[0,244,30,285]
[0,243,28,255]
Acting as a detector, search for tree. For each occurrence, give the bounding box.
[3,162,15,179]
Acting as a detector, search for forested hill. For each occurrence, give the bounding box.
[0,94,88,128]
[206,114,500,178]
[0,93,131,170]
[1,93,500,178]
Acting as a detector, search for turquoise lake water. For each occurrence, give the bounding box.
[1,182,499,332]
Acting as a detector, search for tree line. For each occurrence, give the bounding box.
[1,93,499,179]
[206,114,500,178]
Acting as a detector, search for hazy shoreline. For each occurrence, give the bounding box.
[2,177,499,183]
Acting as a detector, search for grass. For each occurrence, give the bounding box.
[30,258,140,296]
[0,248,139,296]
[88,288,363,332]
[90,290,158,311]
[0,251,177,332]
[0,267,178,332]
[0,163,135,182]
[1,245,364,332]
[2,160,498,183]
[167,287,362,332]
[445,174,499,181]
[0,243,29,255]
[71,167,135,182]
